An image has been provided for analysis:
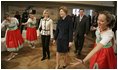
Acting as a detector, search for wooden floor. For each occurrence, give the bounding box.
[1,31,95,69]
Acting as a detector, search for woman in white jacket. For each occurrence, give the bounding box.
[39,9,53,61]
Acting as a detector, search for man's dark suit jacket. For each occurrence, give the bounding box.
[74,15,89,36]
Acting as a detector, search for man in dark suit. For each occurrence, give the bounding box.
[20,10,29,34]
[74,9,89,55]
[91,11,98,38]
[14,11,21,29]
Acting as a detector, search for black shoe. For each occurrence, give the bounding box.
[48,56,50,59]
[78,52,81,55]
[77,50,81,55]
[74,50,77,53]
[41,57,46,61]
[62,65,68,69]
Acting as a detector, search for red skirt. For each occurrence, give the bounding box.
[6,29,24,51]
[90,44,117,69]
[26,27,37,41]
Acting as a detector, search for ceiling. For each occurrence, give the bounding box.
[51,1,115,7]
[1,1,115,7]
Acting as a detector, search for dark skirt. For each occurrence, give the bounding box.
[57,39,69,53]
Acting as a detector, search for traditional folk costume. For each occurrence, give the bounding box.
[26,17,37,44]
[90,27,117,69]
[1,18,24,52]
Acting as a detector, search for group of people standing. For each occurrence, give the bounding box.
[1,6,117,69]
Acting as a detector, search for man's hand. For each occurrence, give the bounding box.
[22,23,26,25]
[84,34,87,37]
[53,40,56,45]
[69,42,73,47]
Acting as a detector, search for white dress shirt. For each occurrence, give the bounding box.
[79,15,83,21]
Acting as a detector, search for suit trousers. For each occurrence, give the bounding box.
[74,34,85,54]
[41,35,50,58]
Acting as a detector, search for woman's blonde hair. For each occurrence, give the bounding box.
[43,9,50,17]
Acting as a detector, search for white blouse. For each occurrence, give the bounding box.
[1,17,19,30]
[26,17,36,27]
[96,27,114,46]
[39,18,53,38]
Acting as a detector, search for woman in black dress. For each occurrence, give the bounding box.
[53,6,73,69]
